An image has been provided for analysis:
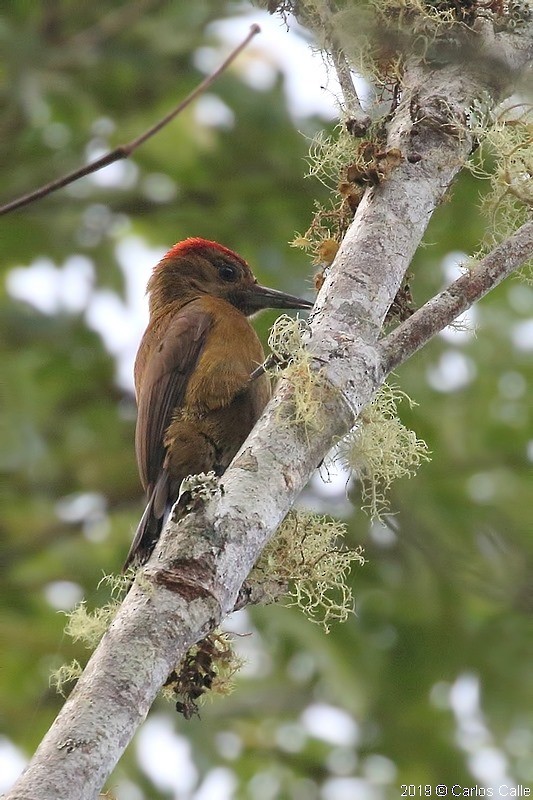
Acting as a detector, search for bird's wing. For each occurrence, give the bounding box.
[135,304,213,493]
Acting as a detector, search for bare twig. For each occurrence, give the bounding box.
[0,24,260,216]
[249,353,288,381]
[323,0,371,135]
[330,46,372,136]
[250,355,275,381]
[379,220,533,376]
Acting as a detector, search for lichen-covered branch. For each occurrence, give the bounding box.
[379,219,533,375]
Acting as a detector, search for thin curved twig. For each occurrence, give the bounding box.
[0,24,260,216]
[323,0,371,135]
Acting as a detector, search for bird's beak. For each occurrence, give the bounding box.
[246,283,314,312]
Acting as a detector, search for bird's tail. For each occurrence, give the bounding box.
[123,472,170,571]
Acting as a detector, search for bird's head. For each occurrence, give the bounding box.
[148,238,314,317]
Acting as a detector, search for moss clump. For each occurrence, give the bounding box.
[268,315,331,435]
[339,383,431,518]
[292,125,402,264]
[471,105,533,269]
[61,570,138,651]
[49,659,83,697]
[250,510,365,632]
[63,601,120,649]
[49,571,136,695]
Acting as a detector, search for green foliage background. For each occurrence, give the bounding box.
[1,2,532,797]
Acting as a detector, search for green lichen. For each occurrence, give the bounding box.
[63,600,120,649]
[49,571,136,695]
[268,315,331,435]
[250,510,365,632]
[470,105,533,270]
[339,383,431,518]
[49,659,83,697]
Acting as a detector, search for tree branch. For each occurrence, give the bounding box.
[330,44,372,135]
[379,220,533,375]
[0,25,260,216]
[320,0,372,134]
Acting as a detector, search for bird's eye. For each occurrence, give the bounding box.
[219,265,237,282]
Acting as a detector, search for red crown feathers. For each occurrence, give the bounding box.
[164,237,248,268]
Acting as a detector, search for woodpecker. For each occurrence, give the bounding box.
[124,237,313,568]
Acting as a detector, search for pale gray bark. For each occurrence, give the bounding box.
[6,15,533,800]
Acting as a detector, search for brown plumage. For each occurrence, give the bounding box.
[124,237,313,569]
